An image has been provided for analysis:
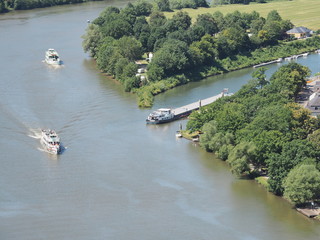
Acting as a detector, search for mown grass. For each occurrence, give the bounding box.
[164,0,320,30]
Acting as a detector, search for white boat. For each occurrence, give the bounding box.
[45,48,62,65]
[176,131,182,138]
[146,108,175,124]
[41,129,61,154]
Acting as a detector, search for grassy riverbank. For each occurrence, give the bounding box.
[164,0,320,31]
[137,35,320,107]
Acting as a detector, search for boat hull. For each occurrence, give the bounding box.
[40,138,61,154]
[45,59,62,65]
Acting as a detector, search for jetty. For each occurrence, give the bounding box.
[146,89,232,124]
[172,89,232,120]
[297,208,319,218]
[284,53,309,61]
[253,58,282,68]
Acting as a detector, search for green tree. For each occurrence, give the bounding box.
[82,24,104,58]
[115,36,143,61]
[149,11,167,27]
[227,141,256,177]
[189,34,218,65]
[194,13,218,35]
[200,120,218,151]
[155,0,171,11]
[101,17,132,39]
[148,39,192,76]
[267,139,317,195]
[266,10,282,22]
[252,67,268,89]
[283,164,320,205]
[134,0,153,16]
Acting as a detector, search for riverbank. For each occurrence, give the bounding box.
[138,37,320,108]
[0,0,97,13]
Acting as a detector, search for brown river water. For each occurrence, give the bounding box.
[0,1,320,239]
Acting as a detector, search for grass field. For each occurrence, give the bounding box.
[164,0,320,30]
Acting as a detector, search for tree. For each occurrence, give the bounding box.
[149,11,167,27]
[194,13,219,35]
[170,11,192,31]
[252,67,268,89]
[266,10,282,22]
[212,11,225,31]
[283,164,320,205]
[227,141,256,177]
[189,34,218,65]
[200,120,218,152]
[101,17,132,39]
[82,24,104,58]
[148,39,192,76]
[134,0,153,16]
[250,17,266,34]
[155,0,171,11]
[269,62,310,98]
[267,139,317,195]
[115,36,143,61]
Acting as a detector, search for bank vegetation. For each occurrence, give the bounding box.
[186,63,320,206]
[82,0,320,107]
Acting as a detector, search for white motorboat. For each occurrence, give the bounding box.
[146,108,175,124]
[45,48,62,65]
[41,129,61,154]
[176,131,182,138]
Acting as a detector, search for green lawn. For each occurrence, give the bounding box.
[164,0,320,31]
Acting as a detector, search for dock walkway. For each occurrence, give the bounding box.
[172,92,228,119]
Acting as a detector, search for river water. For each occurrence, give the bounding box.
[1,1,320,240]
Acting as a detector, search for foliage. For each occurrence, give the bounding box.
[227,141,256,177]
[187,62,320,200]
[2,0,86,11]
[283,164,320,205]
[82,3,320,107]
[267,139,318,195]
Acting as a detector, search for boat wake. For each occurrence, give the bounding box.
[27,128,42,139]
[29,128,66,155]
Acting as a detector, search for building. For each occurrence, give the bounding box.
[305,81,320,116]
[286,26,312,39]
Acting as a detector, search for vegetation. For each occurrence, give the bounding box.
[165,0,320,31]
[186,63,320,205]
[0,0,96,12]
[211,0,273,5]
[83,1,320,107]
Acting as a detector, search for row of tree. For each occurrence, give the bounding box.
[0,0,209,13]
[211,0,270,5]
[83,1,301,106]
[187,63,320,205]
[0,0,90,12]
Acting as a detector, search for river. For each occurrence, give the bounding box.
[0,1,320,240]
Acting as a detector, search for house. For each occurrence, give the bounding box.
[286,26,312,39]
[146,52,153,62]
[306,92,320,116]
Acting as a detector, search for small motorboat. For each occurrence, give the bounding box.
[41,129,61,154]
[45,48,62,65]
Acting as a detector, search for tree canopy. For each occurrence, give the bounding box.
[187,63,320,202]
